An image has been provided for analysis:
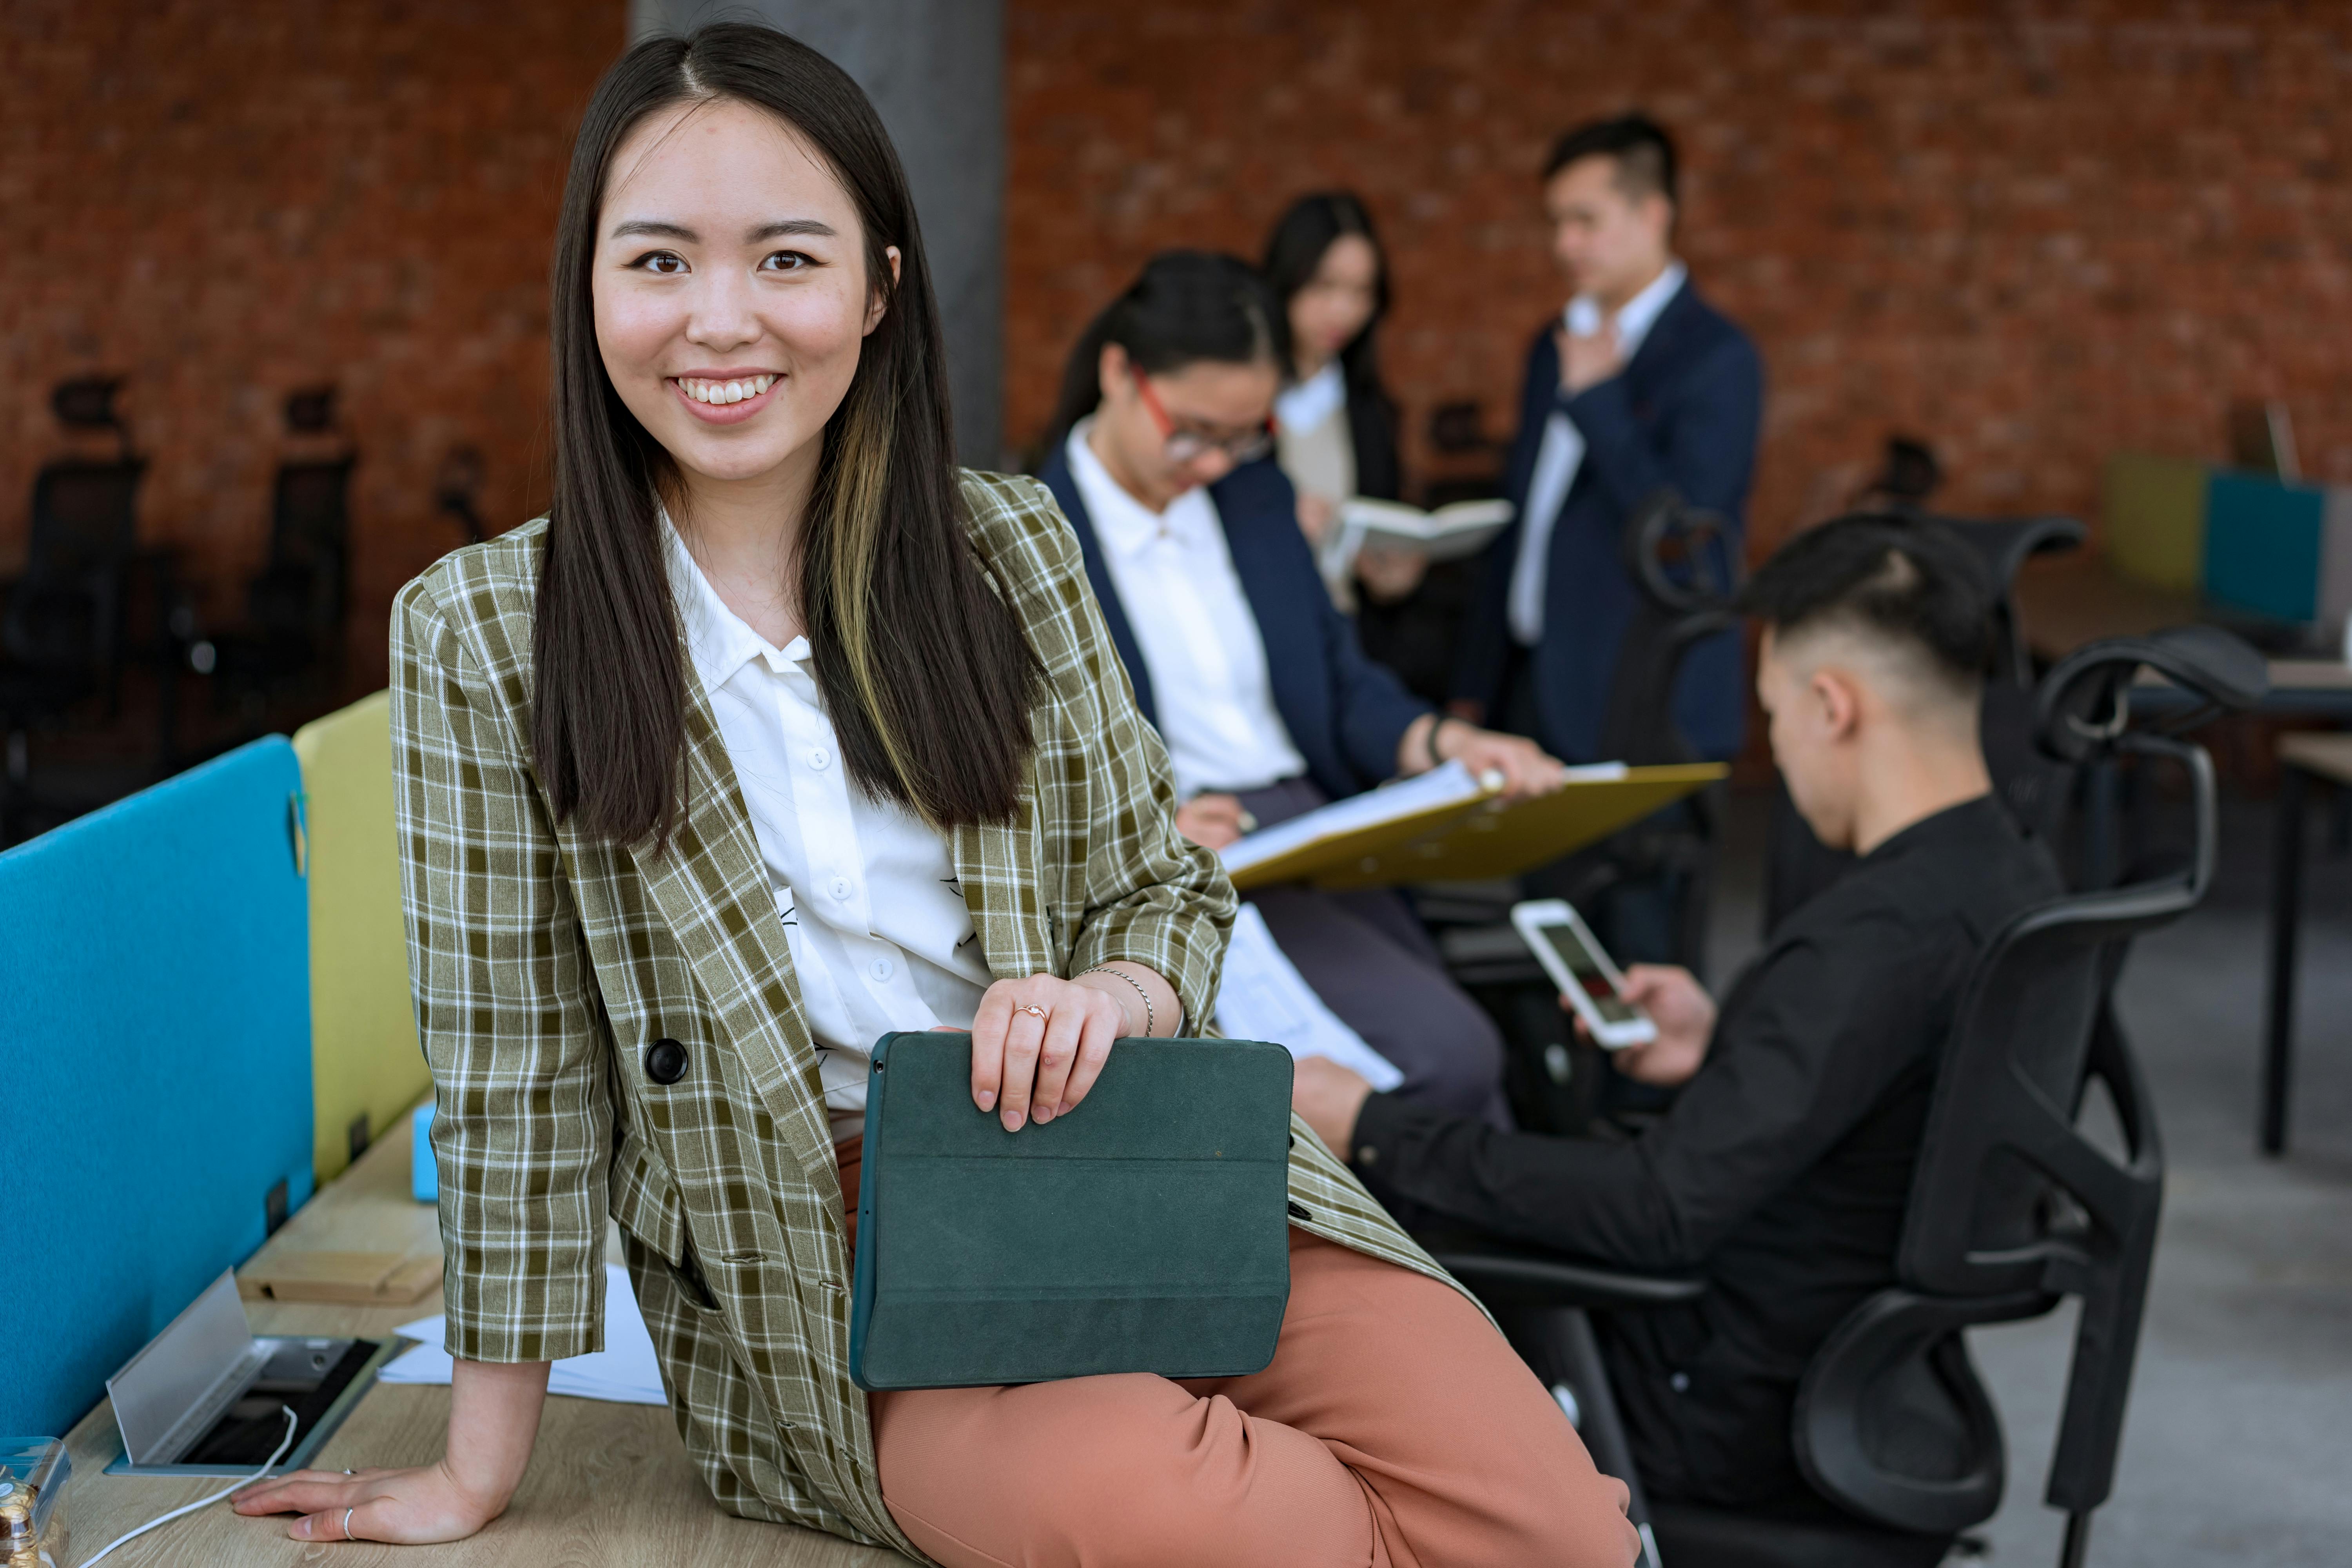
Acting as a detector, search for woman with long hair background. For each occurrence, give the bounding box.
[1264,191,1473,694]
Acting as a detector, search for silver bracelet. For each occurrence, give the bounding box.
[1079,965,1155,1036]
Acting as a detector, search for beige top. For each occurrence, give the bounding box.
[1275,364,1359,607]
[1276,394,1356,509]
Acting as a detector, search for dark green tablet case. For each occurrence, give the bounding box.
[849,1032,1294,1390]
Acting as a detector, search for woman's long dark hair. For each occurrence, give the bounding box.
[1040,250,1285,457]
[536,24,1038,846]
[1259,192,1400,501]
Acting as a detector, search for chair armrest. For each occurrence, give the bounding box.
[1417,1227,1706,1309]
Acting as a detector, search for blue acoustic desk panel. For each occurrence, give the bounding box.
[0,738,316,1436]
[2204,471,2325,624]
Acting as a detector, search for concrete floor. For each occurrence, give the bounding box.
[1706,793,2352,1568]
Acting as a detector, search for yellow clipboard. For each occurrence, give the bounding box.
[1227,764,1726,892]
[1220,784,1498,890]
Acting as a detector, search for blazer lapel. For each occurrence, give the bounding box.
[1623,279,1698,403]
[626,691,837,1187]
[1211,473,1317,754]
[1038,450,1159,726]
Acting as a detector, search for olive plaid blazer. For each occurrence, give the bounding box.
[392,470,1468,1558]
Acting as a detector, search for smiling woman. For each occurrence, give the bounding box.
[231,22,1637,1568]
[546,56,1032,839]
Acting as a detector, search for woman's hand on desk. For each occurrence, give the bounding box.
[1175,792,1249,850]
[233,1461,501,1544]
[233,1357,550,1543]
[965,966,1177,1132]
[1399,715,1568,802]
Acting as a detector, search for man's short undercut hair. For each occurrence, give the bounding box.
[1543,114,1678,207]
[1741,515,1996,700]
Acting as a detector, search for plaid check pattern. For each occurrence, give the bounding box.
[392,470,1473,1559]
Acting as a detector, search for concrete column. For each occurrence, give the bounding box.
[629,0,1005,468]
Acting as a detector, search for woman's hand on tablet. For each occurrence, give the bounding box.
[966,973,1128,1132]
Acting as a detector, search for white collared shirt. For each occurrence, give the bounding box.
[1508,259,1688,645]
[664,519,990,1138]
[1066,421,1307,799]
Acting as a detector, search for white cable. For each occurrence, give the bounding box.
[81,1405,300,1566]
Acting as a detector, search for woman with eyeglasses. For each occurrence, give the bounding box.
[1036,250,1563,1122]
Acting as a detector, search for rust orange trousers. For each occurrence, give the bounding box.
[837,1136,1637,1568]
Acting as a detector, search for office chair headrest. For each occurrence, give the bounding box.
[1624,487,1743,613]
[2033,624,2268,762]
[285,386,339,435]
[51,376,125,432]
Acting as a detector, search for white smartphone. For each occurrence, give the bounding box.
[1510,899,1657,1049]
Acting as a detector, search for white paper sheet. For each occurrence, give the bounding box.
[1220,760,1488,875]
[1212,904,1405,1091]
[379,1263,668,1406]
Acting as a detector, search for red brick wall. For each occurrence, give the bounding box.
[1006,0,2352,550]
[4,1,615,690]
[17,0,2347,707]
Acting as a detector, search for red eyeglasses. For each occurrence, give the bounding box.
[1131,367,1275,466]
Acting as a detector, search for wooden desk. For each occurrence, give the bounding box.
[2261,732,2352,1158]
[62,1123,893,1566]
[2014,555,2200,659]
[2016,558,2352,711]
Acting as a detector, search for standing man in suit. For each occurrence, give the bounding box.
[1454,114,1764,768]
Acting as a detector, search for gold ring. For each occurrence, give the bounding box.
[1022,1004,1046,1018]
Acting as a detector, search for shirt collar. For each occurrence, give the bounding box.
[1274,361,1347,432]
[1566,258,1687,358]
[1858,792,2004,867]
[660,510,809,695]
[1065,417,1218,560]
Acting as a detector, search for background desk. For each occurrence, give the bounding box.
[2263,732,2352,1159]
[62,1126,894,1568]
[2016,557,2352,714]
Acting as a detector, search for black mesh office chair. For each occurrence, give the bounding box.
[436,445,488,546]
[1570,488,1746,968]
[1,380,146,838]
[197,389,356,713]
[1431,488,1744,1132]
[1423,624,2265,1568]
[1765,510,2088,933]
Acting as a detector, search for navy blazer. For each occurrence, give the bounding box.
[1036,445,1428,802]
[1452,279,1763,762]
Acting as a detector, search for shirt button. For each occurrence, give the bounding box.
[1670,1372,1691,1393]
[808,747,831,770]
[829,877,853,901]
[870,958,894,981]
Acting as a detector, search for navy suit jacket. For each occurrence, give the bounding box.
[1036,446,1429,802]
[1452,279,1763,762]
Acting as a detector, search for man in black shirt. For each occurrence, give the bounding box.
[1294,515,2063,1512]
